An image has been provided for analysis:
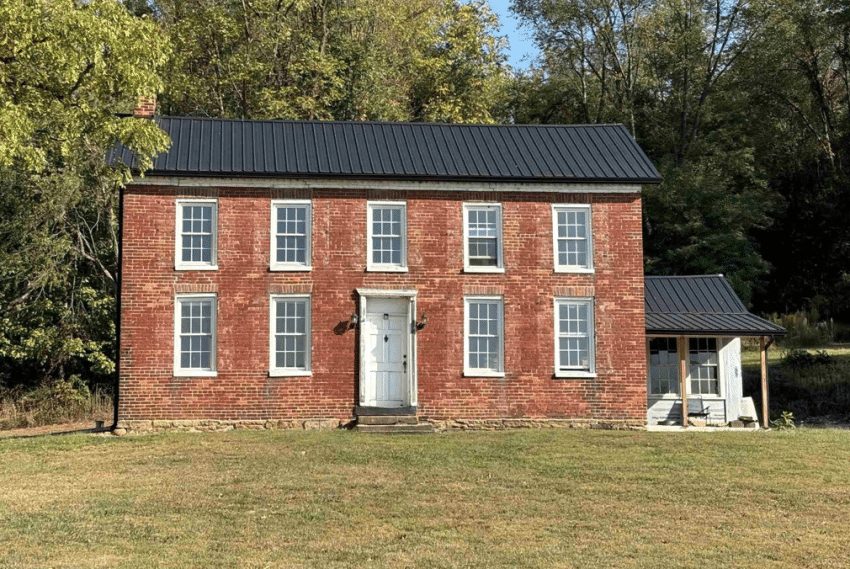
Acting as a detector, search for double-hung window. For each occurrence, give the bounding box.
[554,298,595,377]
[647,337,720,397]
[174,294,217,376]
[271,200,311,270]
[552,205,592,272]
[648,337,680,395]
[176,200,218,270]
[367,202,407,271]
[689,338,719,395]
[270,295,311,376]
[464,296,504,376]
[463,203,503,272]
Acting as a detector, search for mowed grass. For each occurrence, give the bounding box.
[1,429,849,568]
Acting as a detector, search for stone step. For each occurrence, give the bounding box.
[357,415,418,426]
[355,423,434,434]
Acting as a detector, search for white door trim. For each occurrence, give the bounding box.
[357,289,418,408]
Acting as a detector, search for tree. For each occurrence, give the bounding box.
[0,0,171,387]
[152,0,508,122]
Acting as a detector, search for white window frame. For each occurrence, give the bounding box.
[269,294,312,377]
[552,204,593,273]
[366,201,408,272]
[463,203,504,273]
[646,336,724,400]
[175,199,218,270]
[463,296,505,377]
[553,297,596,378]
[174,294,217,377]
[647,336,681,396]
[270,200,312,271]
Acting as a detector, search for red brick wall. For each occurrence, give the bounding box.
[119,185,647,422]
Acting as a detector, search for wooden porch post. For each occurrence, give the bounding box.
[760,336,772,429]
[679,336,688,427]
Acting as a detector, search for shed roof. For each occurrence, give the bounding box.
[111,117,661,184]
[645,275,785,337]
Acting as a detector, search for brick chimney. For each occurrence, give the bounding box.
[133,95,157,118]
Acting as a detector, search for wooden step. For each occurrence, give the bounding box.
[355,423,433,434]
[357,415,418,426]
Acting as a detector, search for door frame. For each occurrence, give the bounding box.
[357,288,418,408]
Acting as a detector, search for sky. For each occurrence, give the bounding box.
[485,0,540,70]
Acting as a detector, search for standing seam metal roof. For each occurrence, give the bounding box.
[111,117,662,183]
[645,275,786,337]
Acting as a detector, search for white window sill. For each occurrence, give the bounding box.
[648,394,723,400]
[554,371,597,379]
[554,267,595,274]
[173,370,218,378]
[269,370,312,377]
[270,265,312,272]
[366,265,409,273]
[463,370,505,378]
[463,267,505,274]
[175,265,218,271]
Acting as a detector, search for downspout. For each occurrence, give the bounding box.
[112,183,124,431]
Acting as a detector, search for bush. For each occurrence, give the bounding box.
[783,349,833,370]
[0,378,112,430]
[768,311,834,348]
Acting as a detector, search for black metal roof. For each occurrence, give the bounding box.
[645,275,786,337]
[111,117,661,184]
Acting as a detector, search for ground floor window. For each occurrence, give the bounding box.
[464,296,504,376]
[689,338,719,395]
[174,294,217,375]
[648,337,680,395]
[648,337,720,396]
[270,295,311,375]
[554,297,595,376]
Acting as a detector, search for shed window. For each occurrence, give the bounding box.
[689,338,719,395]
[649,338,680,395]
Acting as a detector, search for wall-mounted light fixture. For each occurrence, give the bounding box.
[348,313,359,329]
[416,312,428,330]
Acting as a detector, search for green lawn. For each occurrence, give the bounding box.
[1,429,849,568]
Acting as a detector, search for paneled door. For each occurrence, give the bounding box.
[363,299,409,407]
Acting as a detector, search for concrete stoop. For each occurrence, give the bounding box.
[355,415,433,434]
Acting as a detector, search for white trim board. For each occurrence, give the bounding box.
[131,176,643,194]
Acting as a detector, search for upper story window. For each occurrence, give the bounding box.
[176,199,218,270]
[174,294,217,377]
[463,203,503,273]
[367,201,407,272]
[554,297,595,378]
[271,200,311,271]
[552,205,593,273]
[464,296,504,377]
[270,295,312,376]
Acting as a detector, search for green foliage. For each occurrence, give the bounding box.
[0,0,171,388]
[0,380,112,429]
[770,312,835,348]
[156,0,508,122]
[770,410,796,430]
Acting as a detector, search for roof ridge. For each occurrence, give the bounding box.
[156,117,631,130]
[645,274,724,279]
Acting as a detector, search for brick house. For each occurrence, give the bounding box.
[113,111,664,433]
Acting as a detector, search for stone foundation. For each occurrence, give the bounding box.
[425,418,645,431]
[113,418,346,435]
[113,417,645,435]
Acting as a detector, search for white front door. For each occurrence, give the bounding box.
[363,298,409,407]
